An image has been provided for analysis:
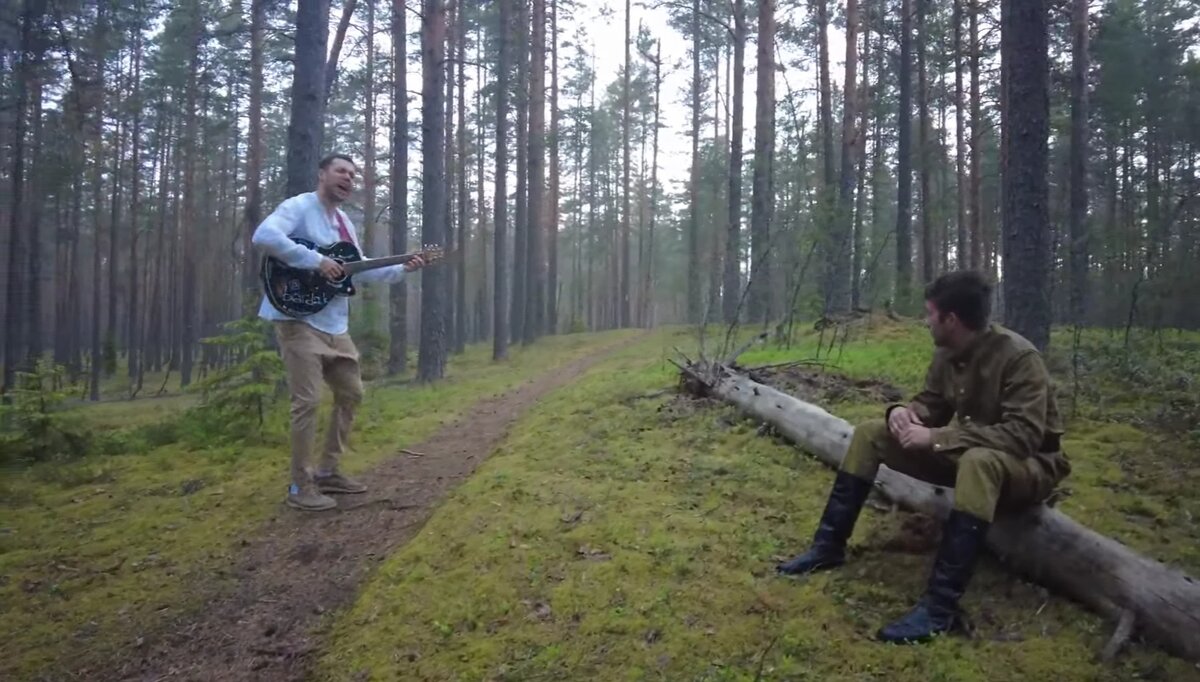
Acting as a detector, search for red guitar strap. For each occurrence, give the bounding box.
[333,211,355,246]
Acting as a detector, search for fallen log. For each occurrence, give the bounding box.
[681,361,1200,664]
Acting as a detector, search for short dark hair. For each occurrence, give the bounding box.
[924,270,992,330]
[319,153,356,170]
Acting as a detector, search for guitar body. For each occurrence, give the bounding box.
[260,238,363,317]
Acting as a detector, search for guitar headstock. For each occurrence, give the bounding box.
[419,244,446,263]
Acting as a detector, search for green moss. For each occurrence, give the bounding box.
[318,329,1200,681]
[0,330,638,680]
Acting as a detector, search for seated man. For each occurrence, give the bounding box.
[776,270,1071,644]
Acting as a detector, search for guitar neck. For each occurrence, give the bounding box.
[343,252,422,275]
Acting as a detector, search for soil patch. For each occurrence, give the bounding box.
[743,365,906,405]
[70,340,632,682]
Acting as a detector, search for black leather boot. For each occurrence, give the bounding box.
[877,509,990,644]
[777,471,874,575]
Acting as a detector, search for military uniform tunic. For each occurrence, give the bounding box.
[842,324,1072,522]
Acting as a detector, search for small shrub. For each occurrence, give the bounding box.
[0,360,93,464]
[182,318,285,446]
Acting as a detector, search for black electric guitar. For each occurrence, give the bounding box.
[261,237,445,317]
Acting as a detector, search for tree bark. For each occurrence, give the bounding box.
[1001,0,1051,352]
[244,0,267,309]
[748,0,775,324]
[418,0,448,382]
[476,51,489,343]
[895,0,914,307]
[388,0,410,374]
[493,0,511,360]
[444,0,457,351]
[641,40,662,329]
[3,0,44,393]
[681,363,1200,666]
[831,0,858,315]
[618,0,632,328]
[723,0,747,325]
[852,0,871,309]
[127,22,143,378]
[1068,0,1089,326]
[527,0,547,342]
[323,0,359,105]
[286,0,329,196]
[179,6,203,388]
[364,0,383,334]
[454,0,468,353]
[548,0,560,334]
[969,0,982,270]
[954,0,967,268]
[917,0,933,284]
[88,2,109,400]
[687,0,702,324]
[511,0,528,342]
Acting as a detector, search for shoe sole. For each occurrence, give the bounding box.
[286,498,338,511]
[316,486,367,495]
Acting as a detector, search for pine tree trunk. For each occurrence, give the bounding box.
[88,3,110,400]
[917,0,933,284]
[548,0,560,334]
[127,27,143,378]
[454,0,468,353]
[364,0,383,334]
[969,0,982,270]
[493,0,511,360]
[642,41,662,329]
[1001,0,1051,351]
[244,0,266,309]
[1068,0,1089,325]
[286,0,330,196]
[748,0,775,323]
[324,0,358,105]
[586,55,597,330]
[179,9,203,388]
[444,0,457,350]
[389,0,410,374]
[687,0,702,324]
[954,0,967,268]
[619,0,632,328]
[418,0,448,381]
[3,0,41,393]
[830,0,858,314]
[527,0,547,343]
[27,59,45,369]
[723,0,747,325]
[107,65,125,373]
[895,0,914,308]
[476,52,490,343]
[511,0,529,342]
[852,0,871,309]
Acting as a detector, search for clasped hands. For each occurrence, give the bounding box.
[888,405,933,451]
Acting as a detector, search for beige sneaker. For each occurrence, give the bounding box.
[314,472,368,495]
[286,482,338,511]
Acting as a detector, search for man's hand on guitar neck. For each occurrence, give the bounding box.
[318,257,346,281]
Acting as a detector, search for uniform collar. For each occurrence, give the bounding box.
[949,324,995,364]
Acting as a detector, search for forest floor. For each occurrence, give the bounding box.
[4,320,1200,681]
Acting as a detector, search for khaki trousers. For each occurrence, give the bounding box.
[273,321,364,487]
[842,420,1059,522]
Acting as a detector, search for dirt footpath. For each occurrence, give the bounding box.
[84,342,627,682]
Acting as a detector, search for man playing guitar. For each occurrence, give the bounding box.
[252,153,426,511]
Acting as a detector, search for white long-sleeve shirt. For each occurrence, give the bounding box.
[252,191,406,335]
